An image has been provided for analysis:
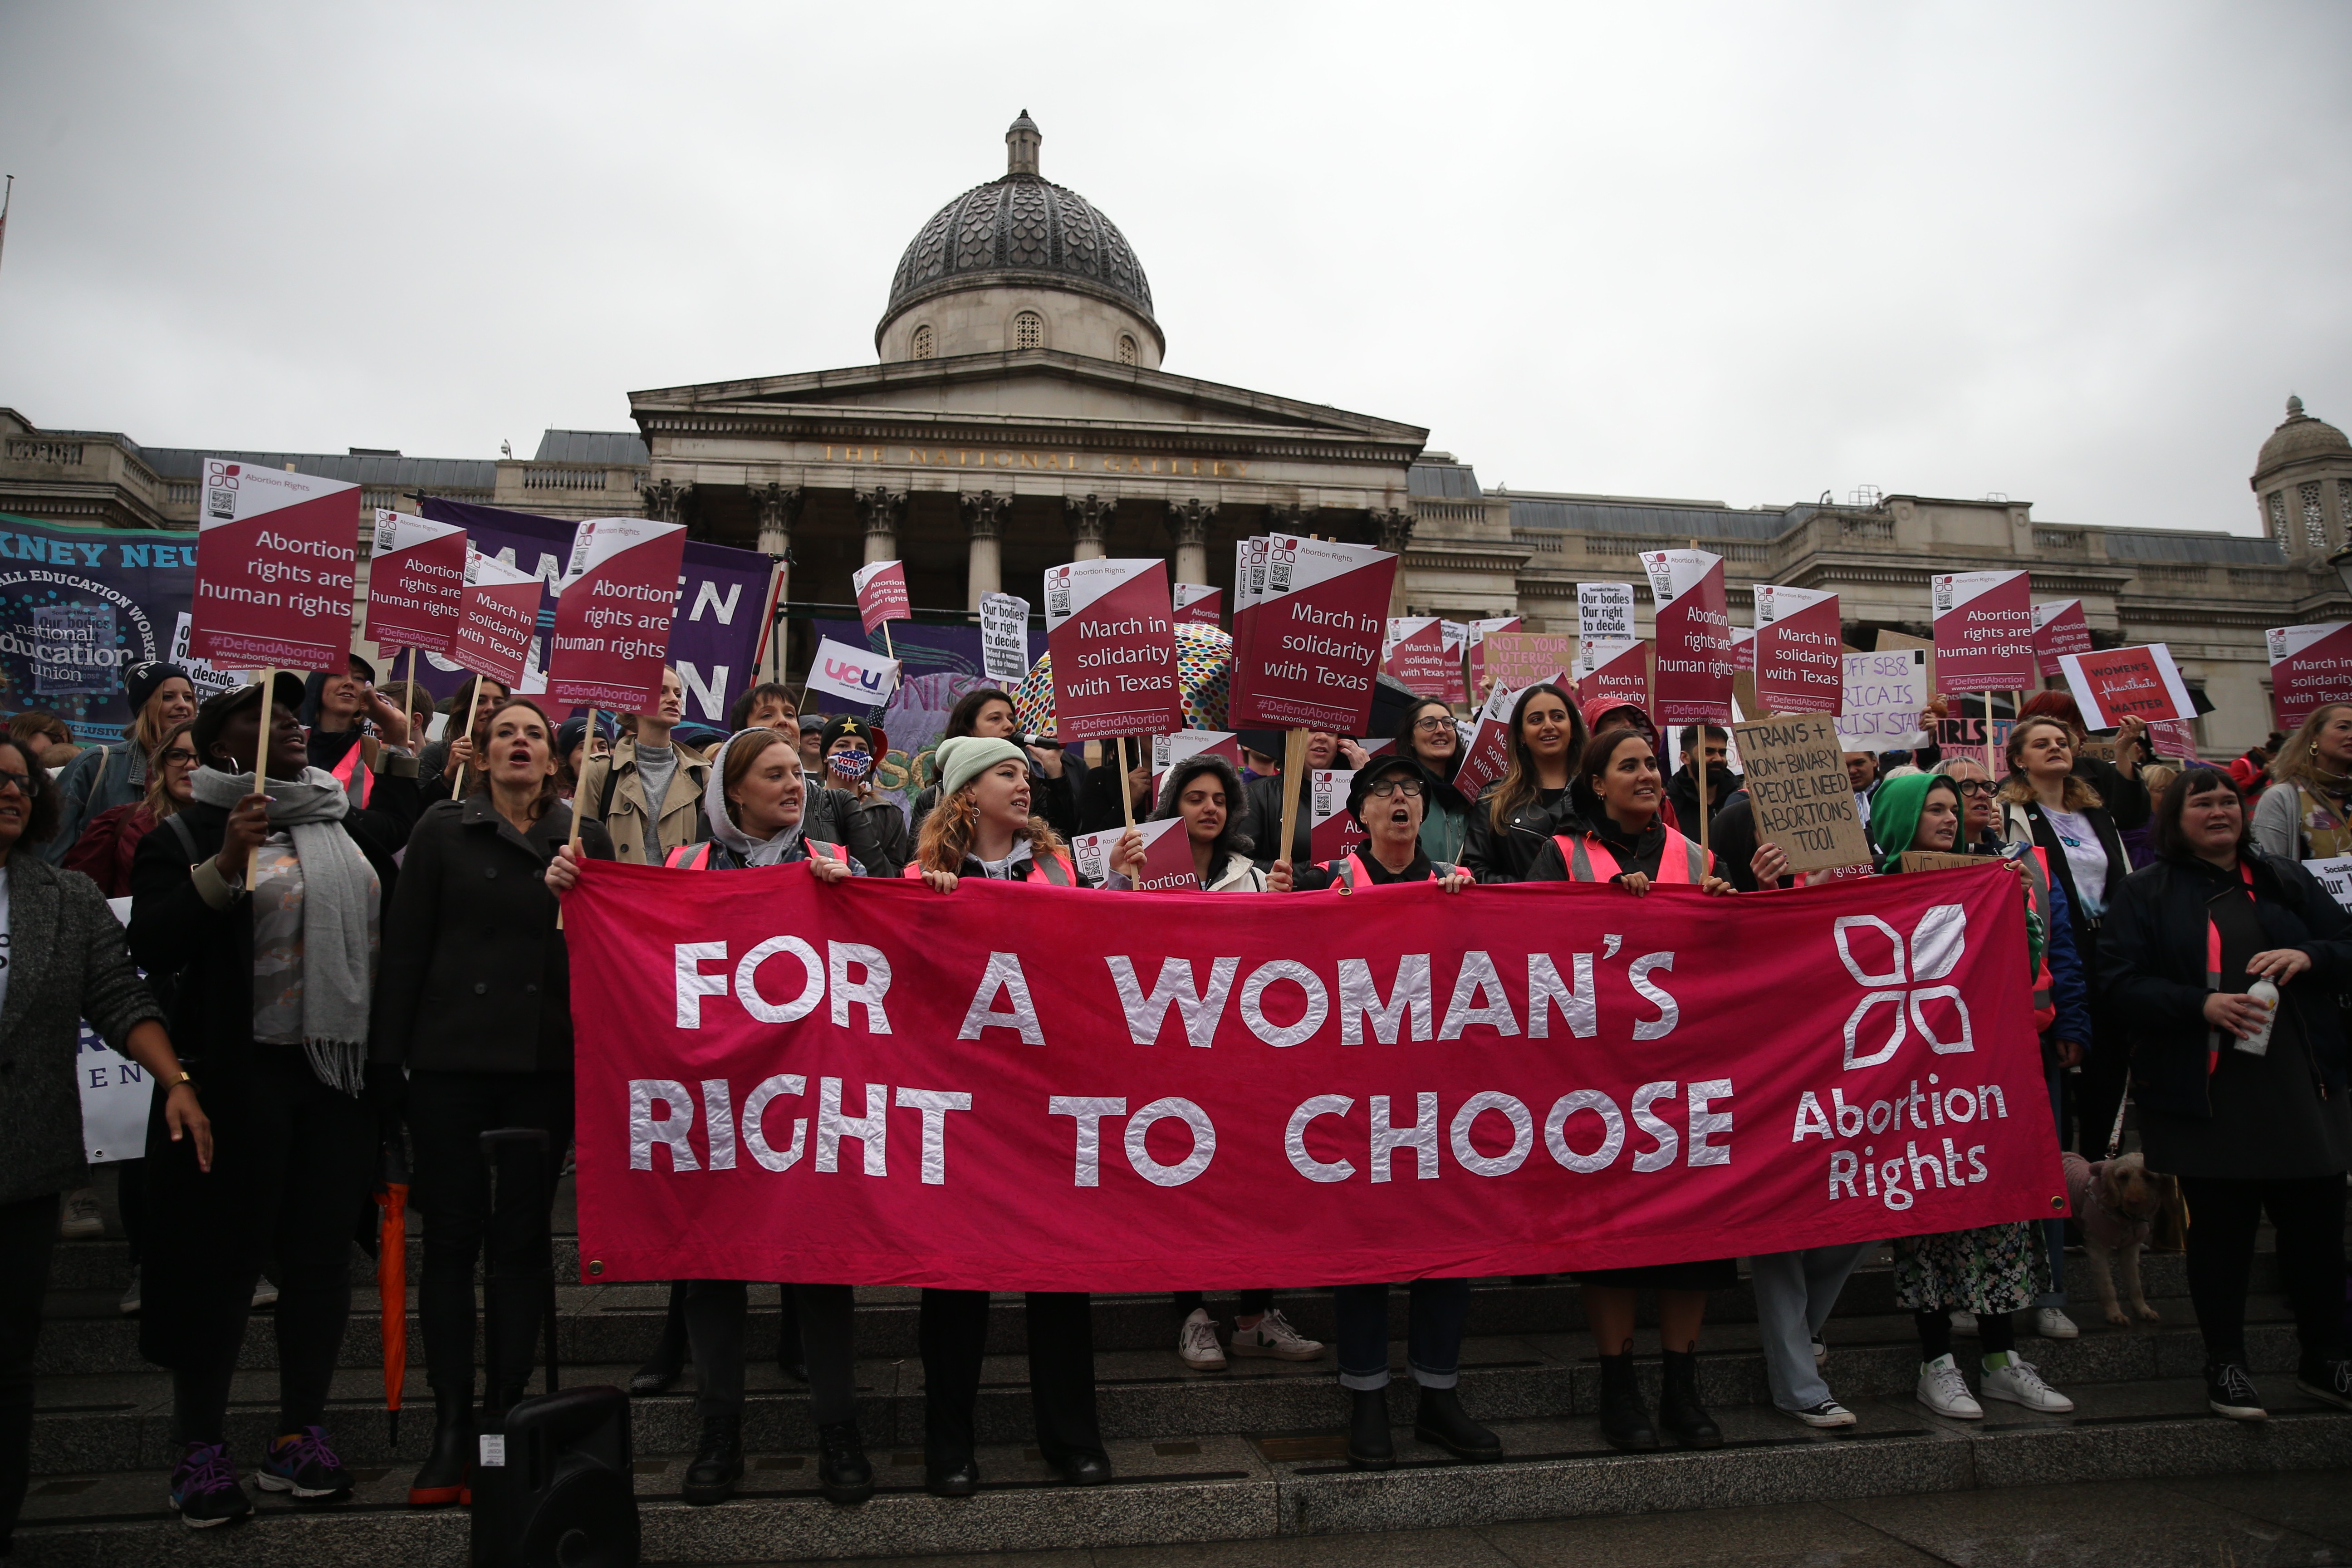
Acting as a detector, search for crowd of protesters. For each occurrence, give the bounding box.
[0,657,2343,1547]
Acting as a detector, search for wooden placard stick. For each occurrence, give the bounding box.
[249,668,277,884]
[1118,735,1135,829]
[1983,689,1996,782]
[1696,726,1711,859]
[452,673,483,796]
[1278,727,1309,873]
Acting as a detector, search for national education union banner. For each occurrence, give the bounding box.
[566,861,2063,1290]
[0,511,204,742]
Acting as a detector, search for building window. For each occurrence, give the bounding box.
[1117,333,1137,365]
[911,323,934,360]
[2302,481,2329,552]
[1013,311,1044,350]
[2268,490,2289,547]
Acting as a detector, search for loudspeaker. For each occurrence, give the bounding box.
[469,1385,639,1568]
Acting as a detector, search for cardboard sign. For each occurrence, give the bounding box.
[978,592,1032,682]
[1577,638,1650,717]
[1151,729,1241,800]
[1642,549,1734,724]
[1752,584,1842,715]
[1310,768,1368,862]
[805,635,902,711]
[2032,599,2092,678]
[1898,850,1985,875]
[1226,535,1395,733]
[364,509,466,656]
[454,549,543,691]
[2268,622,2352,729]
[1383,617,1455,698]
[1173,583,1223,626]
[1931,570,2035,693]
[2057,643,2196,729]
[1578,582,1637,643]
[1464,616,1521,697]
[1732,715,1874,874]
[547,517,687,711]
[190,457,358,670]
[2304,856,2352,912]
[1071,817,1199,892]
[1044,557,1184,742]
[1838,648,1930,753]
[852,559,912,636]
[1480,631,1574,696]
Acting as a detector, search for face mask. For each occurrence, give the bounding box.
[829,750,873,781]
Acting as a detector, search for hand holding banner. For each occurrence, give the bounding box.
[1044,558,1184,742]
[190,458,359,671]
[548,518,688,712]
[365,510,466,657]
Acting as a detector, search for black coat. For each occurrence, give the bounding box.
[2002,794,2128,958]
[2078,754,2151,833]
[2098,853,2352,1120]
[1665,764,1738,844]
[372,796,614,1075]
[1460,783,1577,883]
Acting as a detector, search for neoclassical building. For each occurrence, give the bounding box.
[3,112,2344,759]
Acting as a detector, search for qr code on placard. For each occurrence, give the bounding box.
[206,486,236,519]
[1932,577,1954,612]
[1048,581,1071,617]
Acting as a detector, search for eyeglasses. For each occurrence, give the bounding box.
[1953,779,1994,797]
[1412,716,1454,732]
[0,770,31,797]
[162,749,199,769]
[1367,779,1425,799]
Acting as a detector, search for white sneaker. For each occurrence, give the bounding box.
[2034,1307,2079,1340]
[250,1276,280,1310]
[1811,1335,1828,1367]
[1176,1308,1226,1370]
[1916,1354,1982,1418]
[1982,1354,2075,1413]
[59,1187,103,1240]
[1948,1309,1978,1336]
[119,1265,141,1317]
[1788,1397,1856,1428]
[1228,1308,1324,1362]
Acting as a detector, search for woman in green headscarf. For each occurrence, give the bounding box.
[1870,773,2078,1423]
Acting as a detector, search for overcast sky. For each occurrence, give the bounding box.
[2,3,2346,535]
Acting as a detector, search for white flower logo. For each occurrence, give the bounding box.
[1834,906,1972,1069]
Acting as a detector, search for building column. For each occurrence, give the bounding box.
[639,476,695,526]
[960,490,1010,608]
[1064,493,1117,562]
[1264,501,1318,539]
[854,485,906,565]
[755,484,803,680]
[1165,497,1216,586]
[1367,507,1415,616]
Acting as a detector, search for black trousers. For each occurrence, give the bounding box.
[682,1282,857,1429]
[2178,1173,2347,1366]
[139,1049,377,1444]
[919,1289,1103,1468]
[407,1069,573,1400]
[0,1194,59,1549]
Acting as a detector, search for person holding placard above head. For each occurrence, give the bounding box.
[1394,697,1472,866]
[2100,767,2352,1420]
[905,734,1120,1494]
[417,676,510,804]
[2254,703,2352,862]
[574,666,709,865]
[1870,773,2078,1422]
[127,675,419,1524]
[2017,690,2150,831]
[817,715,910,877]
[375,698,615,1509]
[908,687,1078,836]
[298,654,420,823]
[40,661,199,862]
[1460,684,1586,883]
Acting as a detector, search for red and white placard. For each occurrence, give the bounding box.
[1752,584,1843,715]
[453,549,543,691]
[1464,616,1521,697]
[1071,817,1198,892]
[1383,617,1453,698]
[2056,644,2197,730]
[1173,583,1223,626]
[1226,538,1271,717]
[1642,550,1734,725]
[1577,639,1651,716]
[1151,729,1242,801]
[1227,536,1396,733]
[364,510,467,657]
[548,517,688,711]
[1044,558,1184,742]
[2269,622,2352,729]
[1451,678,1527,799]
[190,458,358,671]
[1309,769,1367,863]
[2031,599,2092,678]
[1931,571,2035,693]
[852,560,912,636]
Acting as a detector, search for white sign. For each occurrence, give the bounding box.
[1835,647,1930,751]
[1578,582,1637,642]
[803,636,902,710]
[2306,857,2352,912]
[978,593,1032,682]
[77,897,149,1164]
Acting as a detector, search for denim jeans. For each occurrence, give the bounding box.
[1333,1278,1470,1391]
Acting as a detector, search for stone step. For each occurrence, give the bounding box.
[14,1374,2350,1568]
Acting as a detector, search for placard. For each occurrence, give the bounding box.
[2305,856,2352,912]
[1480,631,1574,696]
[852,559,912,636]
[364,509,466,656]
[1044,557,1184,742]
[2056,644,2196,730]
[1226,535,1395,733]
[1931,570,2035,693]
[1643,549,1734,724]
[1577,638,1650,717]
[547,517,687,711]
[1837,648,1930,752]
[2268,622,2352,730]
[2031,599,2092,678]
[1151,729,1242,800]
[804,635,902,711]
[1752,584,1842,715]
[1309,768,1368,863]
[453,549,543,691]
[978,592,1033,682]
[2145,718,2200,762]
[1383,617,1453,698]
[1225,537,1271,720]
[1071,816,1199,892]
[1578,583,1637,643]
[1173,583,1223,626]
[1897,850,1985,875]
[190,458,359,671]
[1450,679,1524,799]
[1731,715,1874,874]
[1464,616,1521,697]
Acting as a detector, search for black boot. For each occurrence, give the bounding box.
[681,1413,743,1505]
[1414,1385,1501,1461]
[1597,1352,1659,1451]
[924,1452,980,1499]
[632,1280,689,1396]
[1346,1387,1394,1470]
[1658,1349,1722,1449]
[407,1389,472,1506]
[816,1421,873,1505]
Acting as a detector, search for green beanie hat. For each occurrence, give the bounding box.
[934,735,1026,801]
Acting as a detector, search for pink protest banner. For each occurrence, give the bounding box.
[189,458,359,670]
[1228,536,1395,733]
[1173,583,1223,627]
[1931,571,2035,694]
[1044,558,1183,742]
[2056,644,2196,730]
[1308,769,1367,862]
[2269,622,2352,729]
[1383,617,1453,698]
[547,517,688,711]
[1451,680,1525,799]
[2031,600,2092,679]
[1440,623,1470,705]
[1752,584,1843,715]
[1577,639,1651,716]
[852,559,912,637]
[1479,631,1574,696]
[2145,719,2200,762]
[453,550,543,690]
[1071,818,1198,891]
[1643,549,1734,725]
[566,859,2063,1289]
[364,510,466,657]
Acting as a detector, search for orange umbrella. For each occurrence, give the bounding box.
[375,1163,409,1445]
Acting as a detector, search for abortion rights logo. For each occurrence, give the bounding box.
[1833,906,1972,1069]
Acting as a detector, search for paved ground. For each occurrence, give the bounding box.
[701,1472,2352,1568]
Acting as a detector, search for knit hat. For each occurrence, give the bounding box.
[934,735,1025,800]
[124,662,191,716]
[818,714,881,756]
[191,672,309,770]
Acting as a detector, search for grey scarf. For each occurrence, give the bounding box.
[191,765,374,1094]
[701,732,806,867]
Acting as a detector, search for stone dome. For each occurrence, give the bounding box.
[2256,395,2352,480]
[878,113,1161,360]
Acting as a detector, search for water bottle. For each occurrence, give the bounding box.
[2236,978,2280,1056]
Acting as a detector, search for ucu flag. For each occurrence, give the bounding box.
[806,635,902,710]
